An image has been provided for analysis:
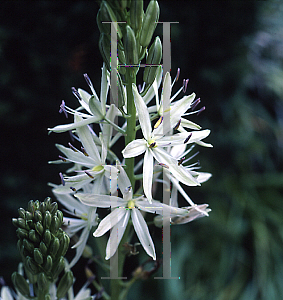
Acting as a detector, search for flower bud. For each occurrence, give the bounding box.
[34,248,44,265]
[56,210,64,224]
[23,238,34,254]
[37,273,49,294]
[43,212,52,230]
[43,229,52,247]
[16,228,28,239]
[39,241,48,256]
[140,0,159,48]
[43,255,53,273]
[50,216,60,234]
[56,271,74,299]
[130,0,143,31]
[143,36,162,85]
[49,237,60,258]
[34,210,43,222]
[57,233,70,258]
[35,222,44,236]
[27,200,35,214]
[12,272,30,297]
[26,256,39,274]
[99,33,111,72]
[29,229,40,244]
[51,256,65,279]
[98,1,122,40]
[124,25,138,66]
[50,202,58,215]
[18,208,26,219]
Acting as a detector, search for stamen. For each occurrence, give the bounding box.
[172,68,181,86]
[81,147,89,156]
[156,162,169,169]
[70,187,77,192]
[59,172,65,186]
[191,98,201,111]
[84,73,93,88]
[178,157,185,165]
[59,155,67,162]
[173,119,181,130]
[182,79,189,93]
[197,106,205,116]
[154,116,163,129]
[68,142,78,152]
[59,100,68,118]
[184,133,192,144]
[85,171,94,178]
[149,142,156,148]
[71,87,82,101]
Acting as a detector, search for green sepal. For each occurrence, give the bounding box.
[24,267,38,284]
[124,25,138,65]
[26,256,39,275]
[130,0,143,32]
[56,271,74,299]
[143,36,162,85]
[43,211,52,229]
[140,0,159,48]
[99,33,111,72]
[34,248,44,265]
[29,229,40,244]
[12,272,30,297]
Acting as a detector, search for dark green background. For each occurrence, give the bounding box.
[1,1,283,299]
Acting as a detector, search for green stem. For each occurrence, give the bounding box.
[124,69,137,188]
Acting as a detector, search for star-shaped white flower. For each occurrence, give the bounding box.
[75,165,185,260]
[122,82,211,202]
[52,189,98,269]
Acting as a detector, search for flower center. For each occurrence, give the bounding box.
[92,165,104,172]
[127,200,135,209]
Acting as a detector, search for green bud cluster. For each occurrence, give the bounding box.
[12,198,73,299]
[97,0,162,88]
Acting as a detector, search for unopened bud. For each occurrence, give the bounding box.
[130,0,143,31]
[34,248,44,265]
[56,271,74,299]
[124,25,138,66]
[143,36,162,85]
[12,272,30,297]
[140,0,159,48]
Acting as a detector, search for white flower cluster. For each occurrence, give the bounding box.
[48,64,212,264]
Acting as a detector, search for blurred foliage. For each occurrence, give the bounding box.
[1,1,283,300]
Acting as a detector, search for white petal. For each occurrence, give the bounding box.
[180,118,201,130]
[94,208,127,237]
[132,83,152,140]
[48,116,99,133]
[100,63,110,115]
[122,139,147,158]
[143,66,162,105]
[75,193,124,208]
[117,165,132,198]
[105,210,130,260]
[143,149,153,203]
[131,208,156,260]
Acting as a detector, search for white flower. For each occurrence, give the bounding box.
[48,63,110,133]
[122,82,211,202]
[50,112,118,195]
[52,189,98,269]
[75,165,185,260]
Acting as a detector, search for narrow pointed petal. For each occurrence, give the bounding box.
[131,208,156,260]
[160,72,172,115]
[117,165,132,198]
[143,149,153,203]
[100,63,110,116]
[94,208,127,237]
[132,83,152,140]
[75,193,124,208]
[122,139,147,158]
[105,210,130,260]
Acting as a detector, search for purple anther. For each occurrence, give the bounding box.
[68,142,78,152]
[149,142,156,148]
[191,98,201,111]
[70,187,77,192]
[178,157,185,166]
[85,171,94,178]
[59,155,67,162]
[184,133,192,144]
[173,119,181,130]
[81,147,89,156]
[84,73,93,88]
[59,172,65,186]
[138,84,142,93]
[71,87,82,101]
[157,162,169,169]
[197,106,206,116]
[175,68,180,82]
[182,79,189,93]
[59,100,68,118]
